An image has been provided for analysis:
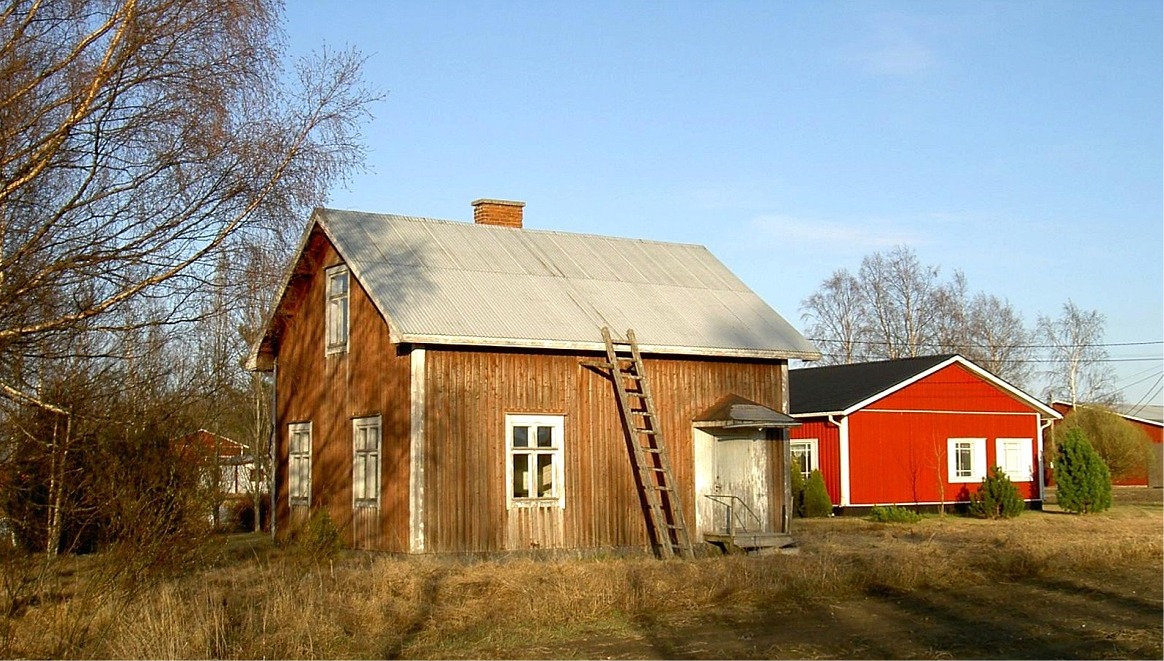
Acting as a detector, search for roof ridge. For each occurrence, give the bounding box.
[317,207,710,249]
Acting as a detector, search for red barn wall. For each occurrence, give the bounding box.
[874,363,1034,414]
[847,410,1042,505]
[788,419,841,504]
[794,362,1047,509]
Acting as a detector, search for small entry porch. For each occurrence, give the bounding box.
[693,394,800,554]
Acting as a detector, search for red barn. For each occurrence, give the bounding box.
[1050,401,1163,488]
[789,355,1061,512]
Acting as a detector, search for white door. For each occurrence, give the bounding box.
[694,430,773,535]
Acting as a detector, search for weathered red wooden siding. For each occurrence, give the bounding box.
[422,348,789,553]
[272,229,412,551]
[788,419,841,504]
[847,409,1042,505]
[873,363,1034,414]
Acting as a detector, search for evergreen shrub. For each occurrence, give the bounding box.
[868,505,921,524]
[1054,428,1112,514]
[802,470,833,518]
[968,466,1024,519]
[790,456,806,518]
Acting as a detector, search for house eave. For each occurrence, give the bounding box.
[790,410,847,419]
[403,333,820,361]
[693,420,801,430]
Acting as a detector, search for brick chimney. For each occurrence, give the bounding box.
[472,198,524,229]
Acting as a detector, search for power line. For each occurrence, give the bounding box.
[1127,376,1164,415]
[1111,369,1164,393]
[810,351,1161,364]
[805,337,1163,350]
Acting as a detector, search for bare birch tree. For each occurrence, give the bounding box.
[962,293,1034,386]
[800,245,1035,389]
[857,246,942,360]
[1037,300,1114,405]
[0,0,375,554]
[800,269,866,365]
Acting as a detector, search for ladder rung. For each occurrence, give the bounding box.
[634,427,656,434]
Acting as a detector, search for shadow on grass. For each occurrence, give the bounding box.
[380,571,442,660]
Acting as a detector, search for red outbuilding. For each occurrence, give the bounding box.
[789,355,1061,512]
[1050,401,1163,488]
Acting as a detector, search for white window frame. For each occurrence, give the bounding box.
[505,414,565,509]
[325,265,349,355]
[288,422,312,506]
[947,438,987,483]
[995,437,1034,482]
[352,416,382,508]
[790,439,818,479]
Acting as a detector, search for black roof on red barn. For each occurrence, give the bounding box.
[789,354,957,415]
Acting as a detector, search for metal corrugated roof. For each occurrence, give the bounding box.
[258,207,820,363]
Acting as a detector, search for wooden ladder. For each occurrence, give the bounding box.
[594,327,694,559]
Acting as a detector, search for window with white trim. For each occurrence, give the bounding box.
[506,414,564,508]
[790,439,818,479]
[288,422,312,505]
[325,265,349,354]
[995,438,1034,482]
[352,416,381,507]
[947,438,987,483]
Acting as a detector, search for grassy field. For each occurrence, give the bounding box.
[0,487,1159,659]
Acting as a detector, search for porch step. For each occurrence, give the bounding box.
[703,532,796,554]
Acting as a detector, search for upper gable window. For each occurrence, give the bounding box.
[326,265,349,354]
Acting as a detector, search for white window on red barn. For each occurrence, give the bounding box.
[995,438,1034,482]
[289,422,312,505]
[352,416,382,507]
[947,438,986,483]
[326,265,349,354]
[506,414,565,509]
[791,439,818,478]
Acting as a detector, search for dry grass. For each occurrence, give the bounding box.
[0,489,1159,659]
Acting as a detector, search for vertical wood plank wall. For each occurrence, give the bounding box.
[273,229,412,551]
[271,229,793,553]
[422,347,789,554]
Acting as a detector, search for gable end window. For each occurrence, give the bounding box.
[790,439,818,479]
[947,438,986,483]
[505,414,565,509]
[288,422,312,506]
[353,416,382,507]
[326,265,349,354]
[996,438,1034,482]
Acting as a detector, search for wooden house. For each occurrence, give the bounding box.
[172,429,258,525]
[1050,401,1163,487]
[172,429,254,496]
[248,199,819,554]
[788,355,1061,512]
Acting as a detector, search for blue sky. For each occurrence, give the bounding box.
[283,1,1162,406]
